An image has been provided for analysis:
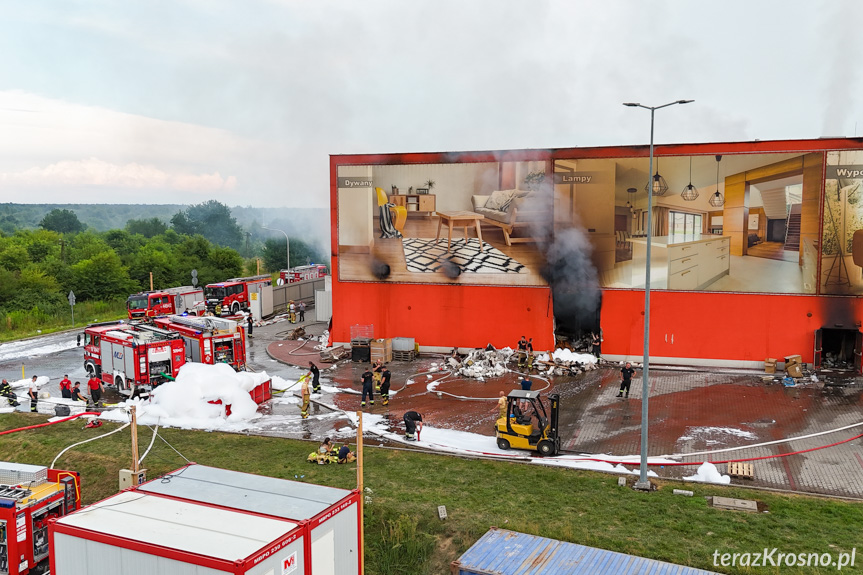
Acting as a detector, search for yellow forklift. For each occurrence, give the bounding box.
[495,389,560,456]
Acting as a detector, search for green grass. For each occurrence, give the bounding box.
[1,412,860,574]
[0,300,127,342]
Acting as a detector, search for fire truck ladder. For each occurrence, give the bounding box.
[0,485,32,500]
[226,274,271,282]
[168,315,225,332]
[134,324,180,339]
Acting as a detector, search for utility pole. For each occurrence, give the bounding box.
[357,411,364,575]
[131,405,140,473]
[68,291,76,326]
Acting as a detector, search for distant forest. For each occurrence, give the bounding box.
[0,203,330,249]
[0,201,331,331]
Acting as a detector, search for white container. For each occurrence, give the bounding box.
[393,337,415,351]
[50,464,361,575]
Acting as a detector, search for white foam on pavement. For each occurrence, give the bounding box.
[683,461,731,484]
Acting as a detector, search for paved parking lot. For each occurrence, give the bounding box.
[258,317,863,498]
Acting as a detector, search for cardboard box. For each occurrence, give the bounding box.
[786,363,803,378]
[370,338,393,363]
[765,358,776,374]
[784,354,802,366]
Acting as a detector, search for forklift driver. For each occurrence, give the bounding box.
[511,400,531,426]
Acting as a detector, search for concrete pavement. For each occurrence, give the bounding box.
[252,315,863,498]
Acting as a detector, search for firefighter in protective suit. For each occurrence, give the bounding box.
[0,379,19,407]
[289,301,297,324]
[299,374,311,419]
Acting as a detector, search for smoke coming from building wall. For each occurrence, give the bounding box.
[530,185,601,336]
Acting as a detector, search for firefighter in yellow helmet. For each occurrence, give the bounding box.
[299,373,310,419]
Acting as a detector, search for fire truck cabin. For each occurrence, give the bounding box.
[278,264,327,284]
[126,286,205,319]
[82,322,186,396]
[204,275,272,316]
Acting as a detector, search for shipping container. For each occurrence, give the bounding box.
[49,464,360,575]
[452,528,719,575]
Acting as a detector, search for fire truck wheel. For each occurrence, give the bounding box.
[231,302,240,314]
[85,363,95,377]
[115,375,124,390]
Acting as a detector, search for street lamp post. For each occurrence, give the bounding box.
[623,99,693,490]
[261,226,291,271]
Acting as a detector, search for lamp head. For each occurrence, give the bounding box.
[677,99,694,104]
[623,102,640,107]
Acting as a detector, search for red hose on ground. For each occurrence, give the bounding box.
[567,432,863,467]
[0,412,101,436]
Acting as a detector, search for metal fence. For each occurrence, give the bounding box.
[272,277,326,314]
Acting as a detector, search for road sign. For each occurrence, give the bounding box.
[68,291,76,326]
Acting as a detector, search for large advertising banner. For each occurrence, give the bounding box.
[336,162,550,287]
[822,150,863,295]
[337,150,841,296]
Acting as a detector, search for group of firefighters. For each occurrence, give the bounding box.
[1,374,105,412]
[297,357,423,442]
[287,300,306,324]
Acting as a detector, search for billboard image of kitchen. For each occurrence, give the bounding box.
[336,147,851,296]
[336,161,552,287]
[555,151,824,295]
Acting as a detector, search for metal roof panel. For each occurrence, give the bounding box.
[455,529,720,575]
[138,464,352,520]
[56,491,296,562]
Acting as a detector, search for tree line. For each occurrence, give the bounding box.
[0,200,325,320]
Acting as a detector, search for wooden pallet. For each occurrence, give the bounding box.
[726,462,754,479]
[392,350,416,362]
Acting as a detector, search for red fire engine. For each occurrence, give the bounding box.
[204,275,272,316]
[82,321,186,396]
[0,461,80,575]
[153,315,247,371]
[126,286,205,319]
[278,264,327,284]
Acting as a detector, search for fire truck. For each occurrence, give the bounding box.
[153,315,247,371]
[126,286,205,319]
[82,321,186,396]
[204,274,272,316]
[0,461,80,575]
[278,264,328,284]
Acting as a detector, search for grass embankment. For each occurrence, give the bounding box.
[1,412,860,575]
[0,300,127,342]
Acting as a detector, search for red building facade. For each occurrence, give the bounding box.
[331,138,863,369]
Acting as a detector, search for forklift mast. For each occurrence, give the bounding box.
[548,393,560,438]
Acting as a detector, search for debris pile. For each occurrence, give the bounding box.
[534,349,598,376]
[450,347,515,380]
[286,327,306,340]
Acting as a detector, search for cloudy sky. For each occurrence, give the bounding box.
[1,1,861,208]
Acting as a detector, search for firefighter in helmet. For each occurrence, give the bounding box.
[0,378,19,407]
